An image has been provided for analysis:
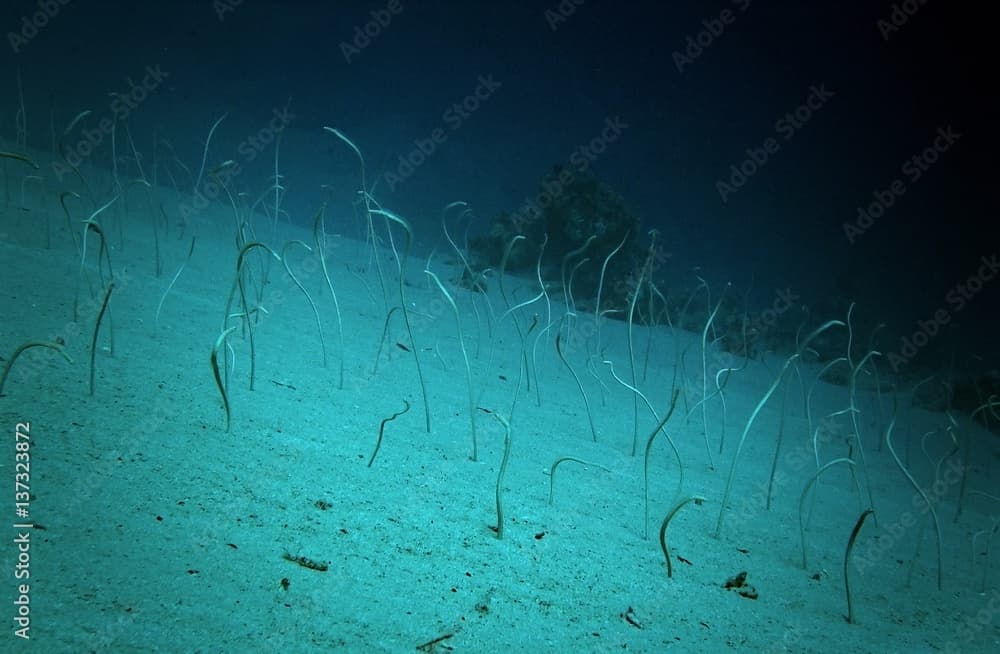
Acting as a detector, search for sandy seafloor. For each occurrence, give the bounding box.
[0,147,998,653]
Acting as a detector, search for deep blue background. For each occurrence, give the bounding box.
[2,0,995,370]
